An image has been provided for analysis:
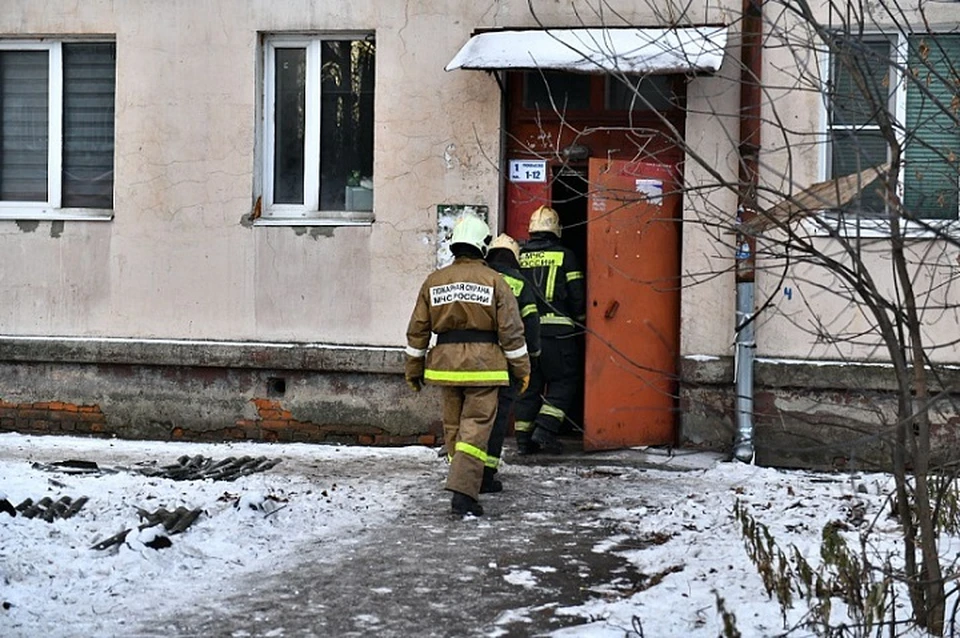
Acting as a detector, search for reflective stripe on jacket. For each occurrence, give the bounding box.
[405,257,531,387]
[490,262,541,358]
[520,233,586,336]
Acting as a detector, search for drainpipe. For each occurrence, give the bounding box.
[734,0,763,463]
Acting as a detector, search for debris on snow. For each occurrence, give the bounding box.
[233,492,289,517]
[137,455,283,481]
[91,506,203,551]
[10,495,88,521]
[0,490,15,517]
[32,459,106,475]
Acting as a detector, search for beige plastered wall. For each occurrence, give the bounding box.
[0,0,744,361]
[0,1,503,345]
[20,0,959,367]
[752,1,960,363]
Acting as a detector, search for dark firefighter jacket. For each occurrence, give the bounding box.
[489,262,541,359]
[405,256,531,386]
[519,232,586,337]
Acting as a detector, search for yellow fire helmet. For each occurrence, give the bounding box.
[528,205,561,237]
[450,213,492,254]
[489,233,521,262]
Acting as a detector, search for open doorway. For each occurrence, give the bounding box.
[550,166,588,440]
[503,68,686,450]
[552,166,588,262]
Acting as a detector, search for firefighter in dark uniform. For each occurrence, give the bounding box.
[514,206,586,455]
[404,214,531,517]
[482,233,541,493]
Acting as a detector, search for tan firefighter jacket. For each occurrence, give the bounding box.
[405,257,531,386]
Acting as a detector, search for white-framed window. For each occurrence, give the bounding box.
[823,33,960,226]
[0,40,116,220]
[259,33,376,225]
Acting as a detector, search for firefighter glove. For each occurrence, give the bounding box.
[518,374,530,395]
[405,354,425,387]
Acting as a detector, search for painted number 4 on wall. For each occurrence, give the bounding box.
[508,160,547,183]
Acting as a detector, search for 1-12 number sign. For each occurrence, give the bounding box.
[508,159,547,183]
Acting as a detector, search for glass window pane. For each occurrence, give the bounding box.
[831,130,888,216]
[904,35,960,220]
[903,157,958,220]
[319,39,375,211]
[607,75,676,111]
[831,39,891,126]
[523,71,591,111]
[0,50,48,201]
[62,43,115,209]
[273,47,306,205]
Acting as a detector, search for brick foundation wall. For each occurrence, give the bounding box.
[0,400,108,436]
[679,356,960,470]
[0,393,440,447]
[179,398,438,446]
[0,339,442,447]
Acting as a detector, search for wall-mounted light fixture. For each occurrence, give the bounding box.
[562,144,590,161]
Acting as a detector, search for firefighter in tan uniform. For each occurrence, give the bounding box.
[405,213,531,517]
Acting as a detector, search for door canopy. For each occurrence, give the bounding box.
[445,26,727,74]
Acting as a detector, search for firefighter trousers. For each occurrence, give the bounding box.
[442,385,499,499]
[514,335,579,435]
[486,377,521,473]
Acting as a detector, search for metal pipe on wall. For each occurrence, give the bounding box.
[734,0,764,463]
[734,282,756,462]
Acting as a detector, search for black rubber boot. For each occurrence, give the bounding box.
[515,431,539,456]
[451,492,484,517]
[480,467,503,494]
[531,427,563,455]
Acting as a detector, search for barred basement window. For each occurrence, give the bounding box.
[0,40,116,220]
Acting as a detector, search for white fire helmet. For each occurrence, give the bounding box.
[450,213,492,255]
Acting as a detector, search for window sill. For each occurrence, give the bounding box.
[0,209,114,222]
[254,211,375,227]
[801,215,960,240]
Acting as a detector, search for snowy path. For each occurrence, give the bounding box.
[142,463,648,637]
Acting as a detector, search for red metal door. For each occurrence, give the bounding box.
[504,180,551,240]
[584,158,680,450]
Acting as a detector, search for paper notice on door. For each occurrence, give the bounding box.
[635,179,663,205]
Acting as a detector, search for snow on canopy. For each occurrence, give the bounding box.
[445,26,728,74]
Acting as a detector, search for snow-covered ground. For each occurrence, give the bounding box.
[0,433,436,637]
[0,432,953,637]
